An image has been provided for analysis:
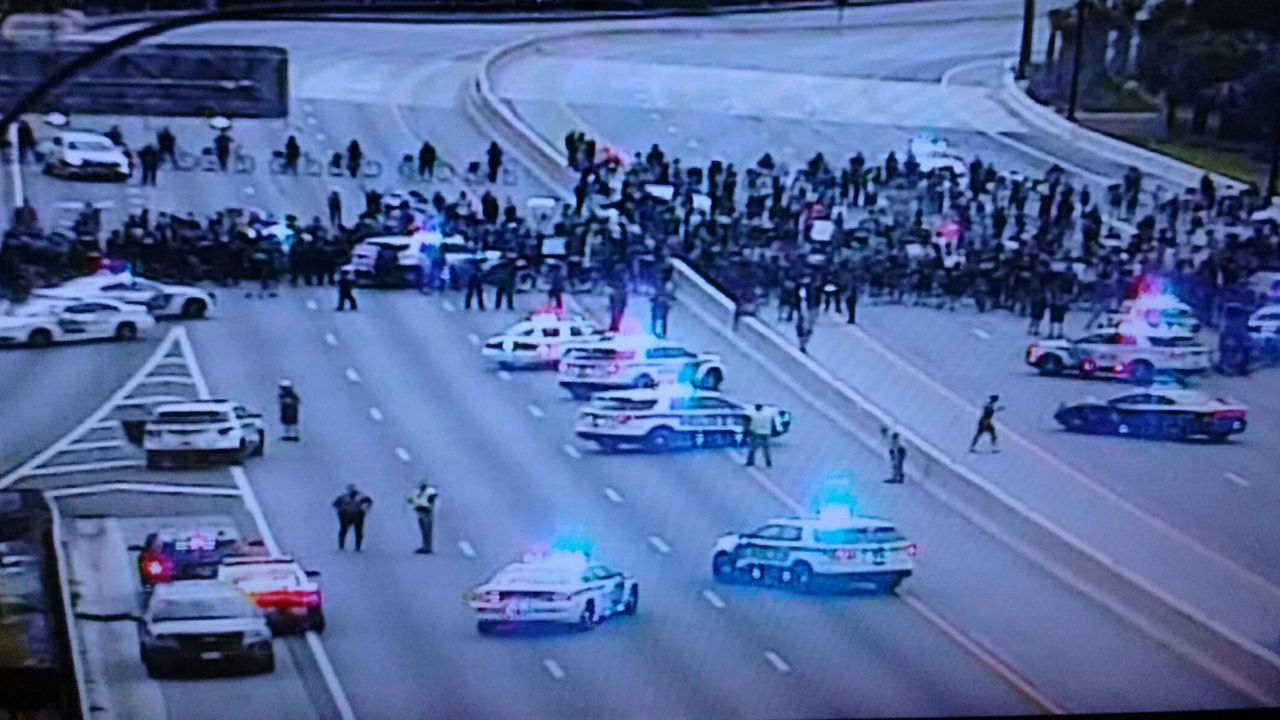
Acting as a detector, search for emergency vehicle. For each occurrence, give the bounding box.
[1026,324,1210,385]
[217,556,325,633]
[1054,387,1247,442]
[1085,294,1202,335]
[137,580,275,677]
[37,272,217,319]
[143,400,266,468]
[468,551,639,634]
[0,297,154,347]
[558,336,724,400]
[574,387,792,452]
[712,513,917,594]
[481,312,609,369]
[135,524,245,589]
[39,129,131,181]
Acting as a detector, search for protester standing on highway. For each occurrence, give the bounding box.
[405,481,439,555]
[969,394,1004,453]
[346,139,364,178]
[333,484,373,552]
[1048,292,1068,339]
[608,278,628,332]
[546,260,566,309]
[16,120,36,164]
[336,269,358,311]
[213,130,232,172]
[492,257,516,311]
[650,281,671,338]
[796,313,813,354]
[284,135,301,175]
[156,127,176,167]
[1028,290,1046,336]
[845,279,859,324]
[137,144,160,187]
[327,190,342,229]
[886,432,906,484]
[278,380,301,441]
[744,403,774,469]
[463,257,487,310]
[418,141,437,179]
[486,141,503,184]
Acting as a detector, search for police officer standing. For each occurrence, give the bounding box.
[744,403,774,469]
[213,130,232,172]
[650,280,671,338]
[137,144,160,187]
[886,432,906,483]
[333,484,373,552]
[278,379,301,441]
[336,269,358,311]
[405,481,439,554]
[284,135,301,175]
[418,141,437,179]
[486,141,503,184]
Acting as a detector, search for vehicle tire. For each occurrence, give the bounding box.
[309,610,326,633]
[476,621,498,635]
[143,659,169,679]
[43,162,58,177]
[254,653,275,674]
[27,328,53,348]
[1061,410,1087,432]
[232,441,248,464]
[712,552,739,583]
[114,322,138,341]
[1128,360,1155,386]
[1207,432,1230,443]
[787,561,814,593]
[644,426,677,453]
[878,576,904,595]
[145,451,164,470]
[252,430,266,457]
[633,373,656,389]
[182,298,208,319]
[576,601,597,632]
[701,368,724,390]
[622,586,639,615]
[1036,354,1065,376]
[595,438,620,453]
[568,387,593,401]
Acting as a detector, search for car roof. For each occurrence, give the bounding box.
[59,130,113,142]
[220,555,297,567]
[767,515,897,531]
[595,387,725,402]
[151,579,241,598]
[154,400,237,413]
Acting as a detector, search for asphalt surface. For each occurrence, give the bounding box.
[0,0,1270,715]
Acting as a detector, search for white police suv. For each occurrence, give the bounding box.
[40,129,131,181]
[712,514,917,594]
[1026,324,1210,385]
[37,273,217,319]
[575,387,792,452]
[144,401,265,468]
[467,551,639,634]
[138,579,274,677]
[482,312,608,369]
[558,336,724,400]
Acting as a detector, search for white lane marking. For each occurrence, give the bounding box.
[61,440,125,452]
[458,540,477,558]
[466,333,480,346]
[324,332,339,346]
[46,482,241,499]
[306,299,319,311]
[368,407,384,422]
[345,367,361,383]
[497,370,513,381]
[135,375,196,386]
[315,132,327,142]
[647,535,672,554]
[940,57,1007,87]
[442,300,456,312]
[89,420,120,431]
[115,394,185,407]
[20,459,145,477]
[526,404,545,419]
[603,487,623,504]
[1225,472,1251,488]
[972,328,991,341]
[542,658,566,680]
[562,444,582,459]
[763,650,792,674]
[395,447,412,463]
[701,589,726,609]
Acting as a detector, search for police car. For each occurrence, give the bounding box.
[467,551,639,634]
[1026,324,1211,385]
[343,231,500,286]
[0,297,155,347]
[39,129,131,181]
[1249,304,1280,342]
[907,134,968,182]
[135,524,245,588]
[1053,387,1248,442]
[217,556,325,633]
[143,400,266,468]
[558,336,725,400]
[137,580,275,678]
[712,513,917,594]
[481,312,609,370]
[1086,294,1202,335]
[37,272,217,319]
[575,387,792,453]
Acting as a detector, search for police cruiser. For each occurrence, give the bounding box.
[0,297,154,347]
[37,272,217,319]
[712,513,917,594]
[481,312,609,369]
[137,580,274,677]
[143,400,266,468]
[1085,294,1202,335]
[575,387,792,452]
[467,551,639,634]
[39,129,131,181]
[135,524,244,589]
[1026,323,1210,385]
[558,336,724,400]
[217,556,325,633]
[1054,387,1247,442]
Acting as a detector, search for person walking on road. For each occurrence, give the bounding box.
[346,139,364,179]
[336,269,359,311]
[333,484,373,552]
[213,130,232,172]
[969,394,1004,453]
[157,127,177,167]
[744,403,774,468]
[886,432,906,483]
[137,144,160,187]
[283,135,301,175]
[405,481,439,554]
[277,380,301,441]
[327,190,343,229]
[486,141,503,183]
[418,141,437,179]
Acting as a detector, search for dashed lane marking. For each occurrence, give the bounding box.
[562,444,581,460]
[972,328,992,341]
[345,367,361,383]
[763,650,791,674]
[702,589,726,609]
[466,333,480,346]
[395,447,412,463]
[369,407,384,422]
[526,404,545,419]
[325,332,339,346]
[306,299,319,311]
[542,659,566,680]
[458,540,476,558]
[647,535,672,554]
[603,487,623,504]
[497,370,513,381]
[1225,472,1251,488]
[442,300,456,312]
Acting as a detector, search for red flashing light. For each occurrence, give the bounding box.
[906,543,920,558]
[616,414,634,425]
[1214,410,1247,422]
[141,554,173,583]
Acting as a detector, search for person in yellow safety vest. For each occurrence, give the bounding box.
[744,404,775,469]
[406,482,439,555]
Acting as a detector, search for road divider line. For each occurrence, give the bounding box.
[458,541,476,558]
[1225,472,1251,488]
[542,658,566,680]
[325,332,339,346]
[647,535,671,554]
[306,299,319,311]
[763,650,791,674]
[701,589,726,609]
[603,487,623,504]
[61,440,125,453]
[368,407,384,422]
[395,447,412,463]
[19,459,144,478]
[442,300,456,312]
[135,375,196,386]
[467,333,480,346]
[972,328,991,341]
[526,404,545,419]
[562,443,581,459]
[497,370,513,381]
[345,367,361,383]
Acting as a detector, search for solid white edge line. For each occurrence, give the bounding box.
[647,535,671,554]
[43,498,91,720]
[701,589,726,609]
[562,444,582,459]
[458,540,476,558]
[542,658,566,680]
[763,650,791,674]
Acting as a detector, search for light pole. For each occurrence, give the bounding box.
[1066,0,1087,122]
[1017,0,1036,80]
[1267,106,1280,202]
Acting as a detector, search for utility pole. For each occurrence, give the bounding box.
[1066,0,1087,122]
[1017,0,1037,80]
[1268,105,1280,202]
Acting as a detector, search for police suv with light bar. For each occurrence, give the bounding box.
[138,579,275,677]
[575,387,792,452]
[1026,326,1210,385]
[144,400,266,468]
[136,525,244,589]
[558,336,724,399]
[481,312,609,369]
[467,551,639,634]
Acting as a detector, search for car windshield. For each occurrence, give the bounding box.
[564,348,635,360]
[592,398,656,411]
[151,593,253,621]
[154,410,229,423]
[67,140,113,151]
[813,527,905,545]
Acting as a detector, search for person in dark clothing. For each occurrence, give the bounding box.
[969,394,1004,453]
[284,135,301,175]
[138,144,160,186]
[1048,298,1068,339]
[481,191,500,224]
[886,432,906,483]
[650,284,671,338]
[336,269,358,311]
[1028,291,1047,336]
[492,259,516,311]
[418,141,437,179]
[796,313,813,354]
[157,127,177,167]
[333,484,373,551]
[565,131,579,169]
[278,380,301,441]
[608,283,628,332]
[104,125,124,147]
[213,131,232,172]
[346,139,363,178]
[486,141,503,183]
[464,259,486,310]
[546,261,566,309]
[327,190,342,229]
[845,281,859,324]
[17,120,36,164]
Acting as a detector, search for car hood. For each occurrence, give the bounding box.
[149,617,266,636]
[66,149,128,164]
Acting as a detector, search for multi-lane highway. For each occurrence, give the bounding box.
[2,0,1276,717]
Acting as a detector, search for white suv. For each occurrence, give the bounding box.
[144,401,265,468]
[575,387,791,452]
[40,129,131,181]
[558,337,724,400]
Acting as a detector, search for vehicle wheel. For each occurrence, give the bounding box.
[878,576,904,595]
[233,441,248,464]
[712,552,739,583]
[145,451,164,470]
[27,328,53,348]
[42,162,57,177]
[701,368,724,390]
[1128,360,1155,386]
[143,659,169,679]
[633,374,656,389]
[476,621,498,635]
[576,601,597,632]
[595,438,620,453]
[309,610,326,633]
[787,562,814,593]
[114,322,138,341]
[644,426,677,453]
[254,653,275,674]
[182,298,208,319]
[1207,432,1230,443]
[569,387,593,401]
[1036,354,1065,376]
[252,430,266,457]
[622,586,639,615]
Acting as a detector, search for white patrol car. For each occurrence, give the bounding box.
[137,579,274,677]
[0,297,154,347]
[342,232,500,286]
[1054,387,1247,442]
[39,129,131,181]
[144,401,266,468]
[712,514,917,594]
[467,551,639,634]
[907,134,968,182]
[558,336,724,400]
[1026,325,1210,385]
[217,556,324,633]
[37,273,216,319]
[1249,304,1280,342]
[482,312,608,370]
[575,387,792,453]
